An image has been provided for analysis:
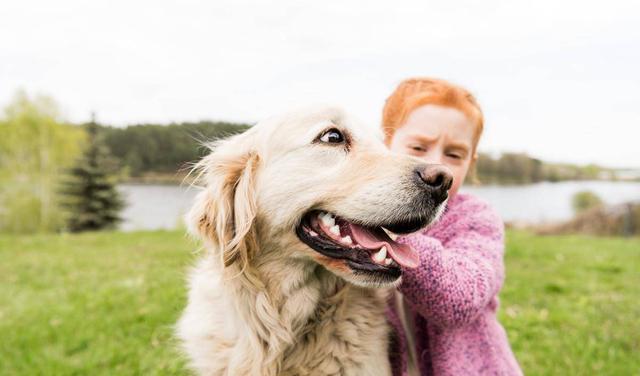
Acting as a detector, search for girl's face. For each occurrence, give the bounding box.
[389,104,477,197]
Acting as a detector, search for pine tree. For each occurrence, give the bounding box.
[60,116,125,232]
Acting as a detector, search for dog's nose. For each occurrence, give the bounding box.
[415,164,453,203]
[417,164,453,190]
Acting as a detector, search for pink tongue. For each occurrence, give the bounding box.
[348,223,420,268]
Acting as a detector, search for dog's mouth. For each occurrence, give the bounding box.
[296,210,426,276]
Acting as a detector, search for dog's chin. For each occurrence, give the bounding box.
[295,209,440,287]
[315,267,402,289]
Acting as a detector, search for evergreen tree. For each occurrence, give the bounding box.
[60,117,125,232]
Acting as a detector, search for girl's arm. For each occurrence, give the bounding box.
[397,196,505,328]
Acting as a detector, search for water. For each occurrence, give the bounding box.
[118,181,640,231]
[462,181,640,223]
[118,184,198,232]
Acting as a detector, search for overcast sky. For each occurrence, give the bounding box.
[1,0,638,167]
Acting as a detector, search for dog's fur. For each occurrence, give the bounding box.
[177,107,444,376]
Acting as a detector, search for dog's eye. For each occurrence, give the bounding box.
[319,128,344,144]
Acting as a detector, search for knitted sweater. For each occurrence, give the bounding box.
[386,193,522,376]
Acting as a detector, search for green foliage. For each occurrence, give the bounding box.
[571,190,603,214]
[474,152,614,184]
[98,121,250,177]
[0,91,85,233]
[0,230,638,375]
[60,123,125,232]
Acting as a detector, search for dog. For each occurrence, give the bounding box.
[176,106,452,376]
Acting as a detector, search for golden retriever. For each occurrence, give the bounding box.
[177,106,452,376]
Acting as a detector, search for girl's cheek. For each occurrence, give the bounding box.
[451,162,472,188]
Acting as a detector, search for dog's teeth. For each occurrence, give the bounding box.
[373,246,387,263]
[384,257,393,266]
[329,225,340,236]
[309,230,318,237]
[341,236,352,245]
[319,212,336,227]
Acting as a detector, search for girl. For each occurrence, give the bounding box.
[383,78,522,376]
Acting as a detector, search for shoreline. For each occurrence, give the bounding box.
[119,172,195,186]
[119,173,639,186]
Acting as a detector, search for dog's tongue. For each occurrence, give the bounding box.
[348,223,420,268]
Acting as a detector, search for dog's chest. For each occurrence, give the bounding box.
[280,289,392,376]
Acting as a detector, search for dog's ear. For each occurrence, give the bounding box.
[187,133,259,268]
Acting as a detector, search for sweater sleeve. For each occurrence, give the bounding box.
[396,196,505,328]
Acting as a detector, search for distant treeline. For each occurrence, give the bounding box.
[474,153,615,184]
[98,121,250,178]
[98,121,616,184]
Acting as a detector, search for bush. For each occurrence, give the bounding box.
[572,190,603,214]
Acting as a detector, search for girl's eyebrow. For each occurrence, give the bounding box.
[407,133,471,153]
[407,134,437,143]
[446,142,471,152]
[409,133,471,152]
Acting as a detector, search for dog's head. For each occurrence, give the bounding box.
[188,106,452,287]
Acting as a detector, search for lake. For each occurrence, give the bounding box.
[117,181,640,231]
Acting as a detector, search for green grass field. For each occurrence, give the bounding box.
[1,231,638,375]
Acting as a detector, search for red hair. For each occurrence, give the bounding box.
[382,78,484,151]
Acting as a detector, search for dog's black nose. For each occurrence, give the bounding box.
[417,164,453,190]
[415,164,453,204]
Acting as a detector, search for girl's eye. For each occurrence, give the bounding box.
[447,153,462,160]
[319,128,344,144]
[411,145,426,152]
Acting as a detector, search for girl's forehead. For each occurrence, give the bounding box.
[400,105,476,146]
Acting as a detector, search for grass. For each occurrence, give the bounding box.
[499,232,639,375]
[0,230,638,375]
[0,231,194,375]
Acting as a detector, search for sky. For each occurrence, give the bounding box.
[1,0,639,168]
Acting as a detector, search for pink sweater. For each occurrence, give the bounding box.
[386,193,522,376]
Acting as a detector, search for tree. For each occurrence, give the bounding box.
[98,121,250,176]
[0,91,84,233]
[60,118,125,232]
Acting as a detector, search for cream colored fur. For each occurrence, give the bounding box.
[177,107,438,375]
